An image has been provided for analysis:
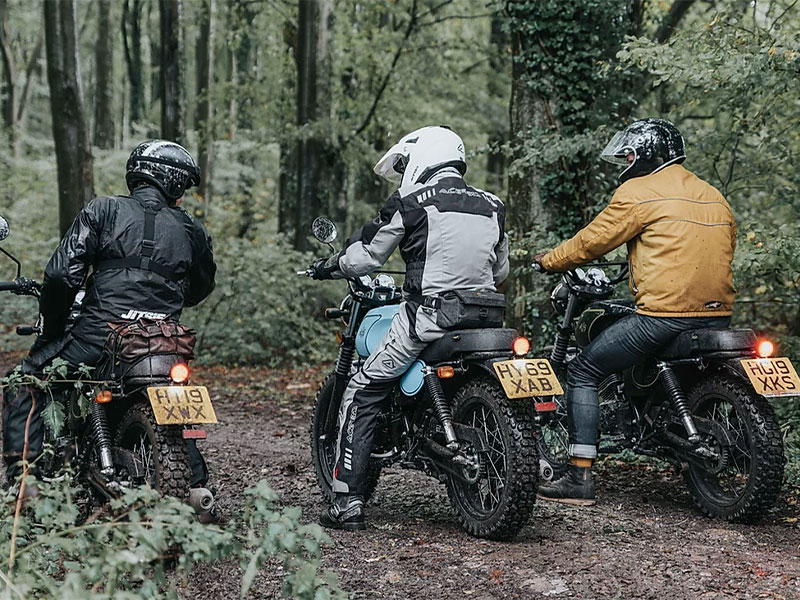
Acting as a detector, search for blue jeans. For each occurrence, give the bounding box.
[566,313,730,459]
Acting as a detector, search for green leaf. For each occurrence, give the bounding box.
[41,399,66,438]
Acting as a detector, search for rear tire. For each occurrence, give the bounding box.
[310,373,380,503]
[445,377,538,540]
[114,401,192,499]
[684,375,784,523]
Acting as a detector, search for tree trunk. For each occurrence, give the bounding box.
[0,0,17,149]
[122,0,144,126]
[159,0,184,142]
[195,0,215,211]
[486,14,507,194]
[94,0,115,149]
[293,0,319,251]
[44,0,94,236]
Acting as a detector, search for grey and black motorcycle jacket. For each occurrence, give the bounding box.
[39,185,216,352]
[334,170,509,297]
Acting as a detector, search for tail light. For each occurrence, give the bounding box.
[512,336,531,357]
[170,362,191,383]
[757,340,774,358]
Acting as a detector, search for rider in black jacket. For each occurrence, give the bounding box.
[3,140,216,495]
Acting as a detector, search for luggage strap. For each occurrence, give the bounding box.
[96,205,182,282]
[408,294,441,309]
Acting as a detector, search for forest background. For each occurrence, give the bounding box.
[0,0,798,472]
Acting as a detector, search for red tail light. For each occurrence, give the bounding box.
[512,336,531,357]
[757,340,774,358]
[170,363,190,383]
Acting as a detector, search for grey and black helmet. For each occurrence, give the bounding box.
[125,140,201,202]
[600,118,686,183]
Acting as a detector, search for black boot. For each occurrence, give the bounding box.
[537,464,596,506]
[319,494,366,531]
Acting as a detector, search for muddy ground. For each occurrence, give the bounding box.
[2,357,799,599]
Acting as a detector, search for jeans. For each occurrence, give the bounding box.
[566,312,731,459]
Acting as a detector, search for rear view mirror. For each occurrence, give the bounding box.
[312,216,337,245]
[0,216,8,242]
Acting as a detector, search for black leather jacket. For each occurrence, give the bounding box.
[39,185,215,352]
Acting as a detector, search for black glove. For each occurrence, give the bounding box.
[532,251,550,273]
[310,255,339,280]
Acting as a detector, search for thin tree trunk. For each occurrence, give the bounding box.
[486,14,507,193]
[94,0,115,149]
[160,0,184,142]
[293,0,318,251]
[196,0,215,210]
[44,0,94,236]
[0,0,17,150]
[123,0,144,126]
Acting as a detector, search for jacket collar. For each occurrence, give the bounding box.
[132,185,169,207]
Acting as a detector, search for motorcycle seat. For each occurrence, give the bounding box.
[659,328,756,360]
[420,328,519,363]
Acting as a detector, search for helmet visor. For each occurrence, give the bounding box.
[374,140,409,184]
[600,130,636,166]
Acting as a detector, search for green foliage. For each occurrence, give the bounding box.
[0,477,346,599]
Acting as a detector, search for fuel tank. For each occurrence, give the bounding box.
[574,300,635,348]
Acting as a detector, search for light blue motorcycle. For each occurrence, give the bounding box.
[303,218,555,540]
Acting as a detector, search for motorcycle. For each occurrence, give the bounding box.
[302,217,556,540]
[533,261,791,522]
[0,216,216,515]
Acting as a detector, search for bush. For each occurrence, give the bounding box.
[0,477,346,599]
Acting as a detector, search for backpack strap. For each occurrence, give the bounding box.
[96,204,183,282]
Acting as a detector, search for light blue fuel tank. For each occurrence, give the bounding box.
[354,305,425,396]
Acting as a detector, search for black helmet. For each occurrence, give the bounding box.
[125,140,201,202]
[600,118,685,183]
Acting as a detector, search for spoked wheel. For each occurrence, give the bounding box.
[113,402,191,499]
[310,373,380,503]
[446,377,538,540]
[684,375,784,522]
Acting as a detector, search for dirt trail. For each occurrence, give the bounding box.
[2,357,798,599]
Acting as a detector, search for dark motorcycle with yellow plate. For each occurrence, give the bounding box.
[303,217,552,540]
[534,261,791,522]
[0,216,215,510]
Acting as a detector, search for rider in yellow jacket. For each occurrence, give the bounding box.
[535,118,737,504]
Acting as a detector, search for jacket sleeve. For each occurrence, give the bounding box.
[183,217,216,307]
[336,193,405,278]
[40,198,106,339]
[541,188,643,272]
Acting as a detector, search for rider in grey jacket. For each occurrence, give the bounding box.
[310,126,509,530]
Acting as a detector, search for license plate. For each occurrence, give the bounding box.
[146,386,218,425]
[740,357,800,397]
[492,358,564,399]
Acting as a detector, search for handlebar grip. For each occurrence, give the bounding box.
[531,262,545,273]
[324,308,346,320]
[0,281,19,292]
[16,326,37,336]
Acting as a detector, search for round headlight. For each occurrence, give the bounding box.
[550,281,569,316]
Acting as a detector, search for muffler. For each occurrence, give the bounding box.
[188,487,215,516]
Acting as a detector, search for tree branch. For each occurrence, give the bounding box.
[655,0,696,43]
[417,12,493,28]
[351,0,418,139]
[16,27,43,124]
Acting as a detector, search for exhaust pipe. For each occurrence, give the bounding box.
[188,487,215,516]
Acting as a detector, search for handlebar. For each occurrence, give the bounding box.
[0,277,41,296]
[16,325,38,336]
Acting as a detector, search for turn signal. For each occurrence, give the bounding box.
[94,390,112,404]
[437,366,455,379]
[757,340,774,358]
[170,363,191,383]
[512,336,531,357]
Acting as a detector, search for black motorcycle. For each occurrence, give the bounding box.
[534,262,790,522]
[302,218,549,540]
[0,216,215,515]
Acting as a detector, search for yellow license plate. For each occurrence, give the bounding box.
[492,358,564,398]
[146,386,218,425]
[740,357,800,397]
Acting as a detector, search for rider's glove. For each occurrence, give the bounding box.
[310,255,340,280]
[532,251,550,273]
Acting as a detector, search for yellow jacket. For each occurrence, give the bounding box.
[541,164,736,317]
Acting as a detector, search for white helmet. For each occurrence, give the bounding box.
[373,126,466,196]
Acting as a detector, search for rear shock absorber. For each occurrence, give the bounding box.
[91,401,115,477]
[423,367,459,450]
[657,362,700,443]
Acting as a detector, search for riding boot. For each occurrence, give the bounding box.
[319,494,366,531]
[537,459,596,506]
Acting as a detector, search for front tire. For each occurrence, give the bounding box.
[684,375,784,522]
[114,401,192,499]
[445,377,539,540]
[310,373,380,503]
